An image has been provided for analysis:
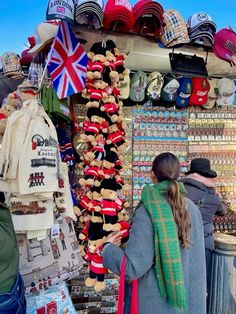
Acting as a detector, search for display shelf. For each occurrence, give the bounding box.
[188,108,236,213]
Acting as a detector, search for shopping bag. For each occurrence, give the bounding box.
[18,100,64,195]
[117,256,138,314]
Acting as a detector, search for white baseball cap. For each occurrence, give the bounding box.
[216,78,235,106]
[46,0,75,24]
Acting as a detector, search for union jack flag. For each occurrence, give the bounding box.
[47,21,88,99]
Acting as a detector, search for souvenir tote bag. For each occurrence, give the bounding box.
[117,256,138,314]
[18,100,64,195]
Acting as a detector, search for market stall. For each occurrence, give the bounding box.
[0,0,236,313]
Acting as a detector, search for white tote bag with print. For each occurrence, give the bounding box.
[18,100,64,195]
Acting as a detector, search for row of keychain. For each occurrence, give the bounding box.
[189,111,236,119]
[133,109,188,121]
[189,143,236,153]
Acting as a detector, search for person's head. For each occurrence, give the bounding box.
[152,152,180,182]
[152,152,191,248]
[185,158,217,178]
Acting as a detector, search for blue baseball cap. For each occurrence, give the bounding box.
[175,77,192,108]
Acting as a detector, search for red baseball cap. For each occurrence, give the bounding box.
[20,49,33,66]
[103,0,134,32]
[189,77,210,106]
[133,0,164,36]
[213,28,236,66]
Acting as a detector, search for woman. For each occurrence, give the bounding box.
[0,192,26,313]
[181,158,227,300]
[102,153,206,314]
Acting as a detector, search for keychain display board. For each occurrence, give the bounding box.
[69,267,119,313]
[132,107,188,208]
[188,108,236,213]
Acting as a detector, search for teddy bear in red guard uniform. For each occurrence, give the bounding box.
[83,222,109,291]
[78,39,131,291]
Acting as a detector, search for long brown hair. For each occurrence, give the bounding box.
[152,152,191,248]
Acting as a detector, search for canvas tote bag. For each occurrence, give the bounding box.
[18,100,64,195]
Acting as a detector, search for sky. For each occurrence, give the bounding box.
[0,0,236,56]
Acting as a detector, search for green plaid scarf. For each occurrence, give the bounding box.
[141,180,187,310]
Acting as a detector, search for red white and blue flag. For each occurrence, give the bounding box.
[47,21,88,99]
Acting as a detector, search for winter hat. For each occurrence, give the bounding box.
[146,72,164,101]
[175,77,192,108]
[130,71,148,102]
[189,77,210,106]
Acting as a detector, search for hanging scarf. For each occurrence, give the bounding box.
[141,180,187,310]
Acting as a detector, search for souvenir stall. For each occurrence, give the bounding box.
[1,0,236,313]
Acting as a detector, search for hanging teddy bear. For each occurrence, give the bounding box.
[86,54,107,81]
[92,178,127,231]
[84,223,109,292]
[106,122,126,151]
[80,108,109,145]
[0,92,20,141]
[100,95,122,123]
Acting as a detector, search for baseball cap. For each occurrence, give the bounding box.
[1,52,21,77]
[146,72,163,101]
[130,71,148,102]
[187,12,216,33]
[213,28,236,66]
[187,12,216,47]
[20,49,33,67]
[161,73,180,104]
[232,80,236,106]
[75,0,104,29]
[103,0,134,32]
[175,77,192,108]
[28,21,59,54]
[216,78,235,106]
[119,70,130,100]
[189,77,210,106]
[46,0,75,24]
[160,9,190,48]
[202,79,218,109]
[133,0,164,37]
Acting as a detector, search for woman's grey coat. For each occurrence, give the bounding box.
[102,199,206,314]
